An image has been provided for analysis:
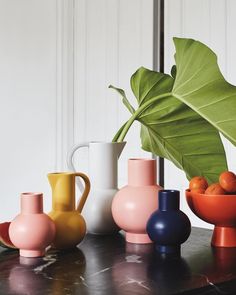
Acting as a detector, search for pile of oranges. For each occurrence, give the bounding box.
[189,171,236,195]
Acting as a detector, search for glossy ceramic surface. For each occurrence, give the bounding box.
[186,190,236,247]
[112,159,162,244]
[9,193,55,257]
[48,172,90,249]
[2,228,236,295]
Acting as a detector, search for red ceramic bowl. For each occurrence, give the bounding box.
[186,190,236,247]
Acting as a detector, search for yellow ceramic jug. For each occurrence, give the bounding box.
[48,172,90,249]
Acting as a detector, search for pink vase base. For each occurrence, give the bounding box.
[125,232,153,244]
[20,249,45,258]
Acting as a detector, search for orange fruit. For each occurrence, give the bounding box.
[191,188,205,194]
[205,183,226,195]
[189,176,208,191]
[219,171,236,193]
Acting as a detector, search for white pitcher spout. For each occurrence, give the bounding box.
[115,142,126,158]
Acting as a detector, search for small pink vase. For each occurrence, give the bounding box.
[9,193,56,257]
[112,159,162,244]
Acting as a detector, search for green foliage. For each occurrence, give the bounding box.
[111,38,234,183]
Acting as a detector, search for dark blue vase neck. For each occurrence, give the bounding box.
[159,190,180,211]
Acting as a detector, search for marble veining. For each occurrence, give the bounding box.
[119,277,151,292]
[33,254,57,274]
[89,267,111,277]
[195,273,227,294]
[0,228,236,294]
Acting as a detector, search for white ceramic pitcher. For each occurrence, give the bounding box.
[67,141,126,234]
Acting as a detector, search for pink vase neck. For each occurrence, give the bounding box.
[128,159,157,186]
[21,193,43,214]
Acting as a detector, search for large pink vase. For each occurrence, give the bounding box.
[112,159,162,244]
[9,193,56,257]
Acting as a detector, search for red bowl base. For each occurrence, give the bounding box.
[212,226,236,247]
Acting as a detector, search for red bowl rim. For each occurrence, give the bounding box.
[185,189,236,198]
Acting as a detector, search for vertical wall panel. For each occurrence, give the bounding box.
[209,0,227,75]
[117,0,153,185]
[56,0,75,170]
[74,0,153,185]
[0,0,57,220]
[182,0,210,42]
[86,0,107,141]
[165,0,236,228]
[74,0,87,143]
[105,0,120,142]
[164,0,182,73]
[0,0,153,221]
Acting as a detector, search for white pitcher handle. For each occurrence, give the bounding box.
[67,142,89,192]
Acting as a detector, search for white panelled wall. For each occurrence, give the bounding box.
[165,0,236,228]
[74,0,153,185]
[0,0,153,221]
[0,0,57,221]
[0,0,235,229]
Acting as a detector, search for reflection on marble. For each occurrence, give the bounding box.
[0,228,236,294]
[0,248,86,295]
[9,256,50,294]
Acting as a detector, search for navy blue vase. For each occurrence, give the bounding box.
[146,190,191,255]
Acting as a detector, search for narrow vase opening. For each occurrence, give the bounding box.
[21,193,43,214]
[128,158,157,186]
[159,190,180,211]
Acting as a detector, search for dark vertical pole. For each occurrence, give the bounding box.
[153,0,165,187]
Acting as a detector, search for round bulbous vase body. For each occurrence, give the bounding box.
[48,210,86,249]
[147,190,191,255]
[9,193,56,258]
[112,159,162,244]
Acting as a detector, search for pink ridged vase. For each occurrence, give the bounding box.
[112,159,162,244]
[9,193,56,257]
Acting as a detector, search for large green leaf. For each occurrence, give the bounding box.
[172,37,236,146]
[131,68,228,183]
[108,85,135,114]
[111,67,227,183]
[110,38,232,183]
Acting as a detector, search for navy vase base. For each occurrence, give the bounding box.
[155,245,181,256]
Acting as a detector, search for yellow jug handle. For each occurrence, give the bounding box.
[74,172,91,213]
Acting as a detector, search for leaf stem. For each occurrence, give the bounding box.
[112,121,128,142]
[116,92,172,142]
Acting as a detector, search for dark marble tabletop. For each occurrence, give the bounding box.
[1,227,236,295]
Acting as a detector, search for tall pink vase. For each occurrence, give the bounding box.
[112,159,162,244]
[9,193,56,257]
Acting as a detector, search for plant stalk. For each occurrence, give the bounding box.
[112,121,128,142]
[116,92,172,142]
